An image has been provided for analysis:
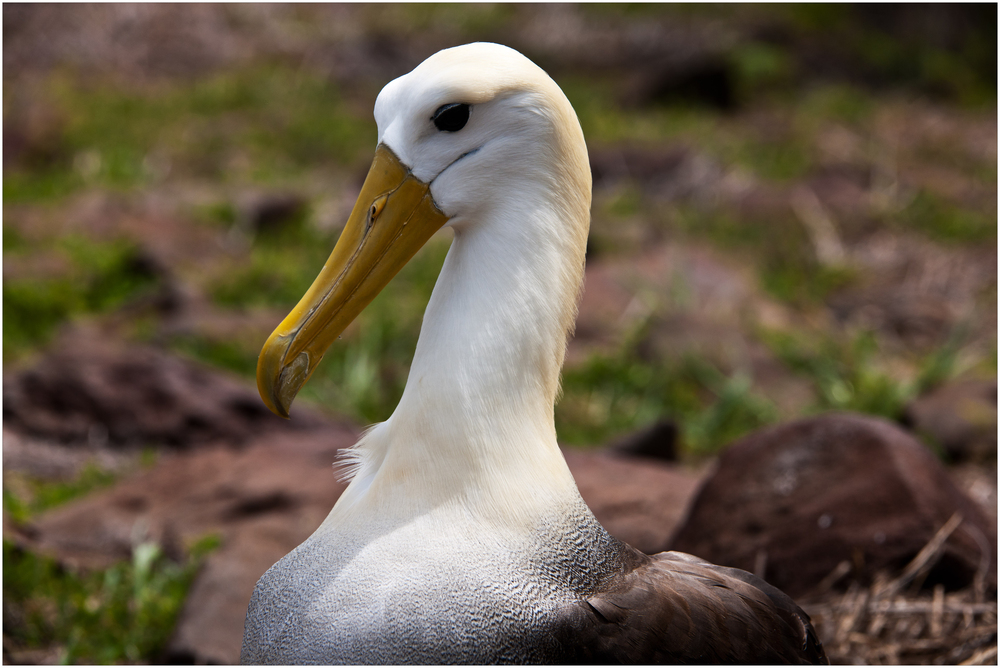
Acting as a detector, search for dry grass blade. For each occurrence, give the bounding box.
[876,512,963,598]
[958,521,994,603]
[930,584,944,638]
[960,644,998,665]
[801,516,997,664]
[869,601,996,615]
[815,560,853,595]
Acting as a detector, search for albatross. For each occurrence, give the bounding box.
[242,42,827,664]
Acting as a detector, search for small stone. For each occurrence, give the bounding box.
[606,419,678,462]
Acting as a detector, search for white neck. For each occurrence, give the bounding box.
[330,191,588,525]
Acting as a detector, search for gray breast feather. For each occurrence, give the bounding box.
[242,501,626,664]
[241,504,826,664]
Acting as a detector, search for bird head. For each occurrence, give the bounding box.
[257,43,589,418]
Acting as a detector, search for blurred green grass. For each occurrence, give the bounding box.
[3,235,162,359]
[3,450,216,664]
[556,349,779,454]
[3,464,119,525]
[4,54,991,444]
[2,6,995,660]
[900,190,998,244]
[4,66,375,205]
[3,536,218,664]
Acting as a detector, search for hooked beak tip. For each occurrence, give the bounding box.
[257,334,310,420]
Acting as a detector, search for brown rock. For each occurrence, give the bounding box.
[671,413,996,599]
[2,427,137,480]
[2,339,321,449]
[239,191,308,236]
[606,419,678,462]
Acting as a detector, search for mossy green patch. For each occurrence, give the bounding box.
[682,206,771,249]
[556,347,778,455]
[760,261,857,307]
[211,231,337,311]
[731,41,796,102]
[603,185,645,219]
[3,65,375,205]
[898,190,998,245]
[913,323,970,392]
[670,205,856,307]
[799,84,876,126]
[3,453,206,663]
[763,328,905,416]
[170,335,260,379]
[3,464,119,526]
[761,326,965,421]
[567,78,875,185]
[3,225,31,254]
[731,134,813,182]
[3,536,218,664]
[682,368,780,455]
[3,236,161,360]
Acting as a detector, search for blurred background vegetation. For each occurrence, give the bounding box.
[3,3,996,662]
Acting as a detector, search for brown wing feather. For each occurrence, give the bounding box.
[550,548,828,664]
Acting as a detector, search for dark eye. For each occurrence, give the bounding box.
[432,103,470,132]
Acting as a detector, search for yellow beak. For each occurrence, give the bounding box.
[257,144,449,418]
